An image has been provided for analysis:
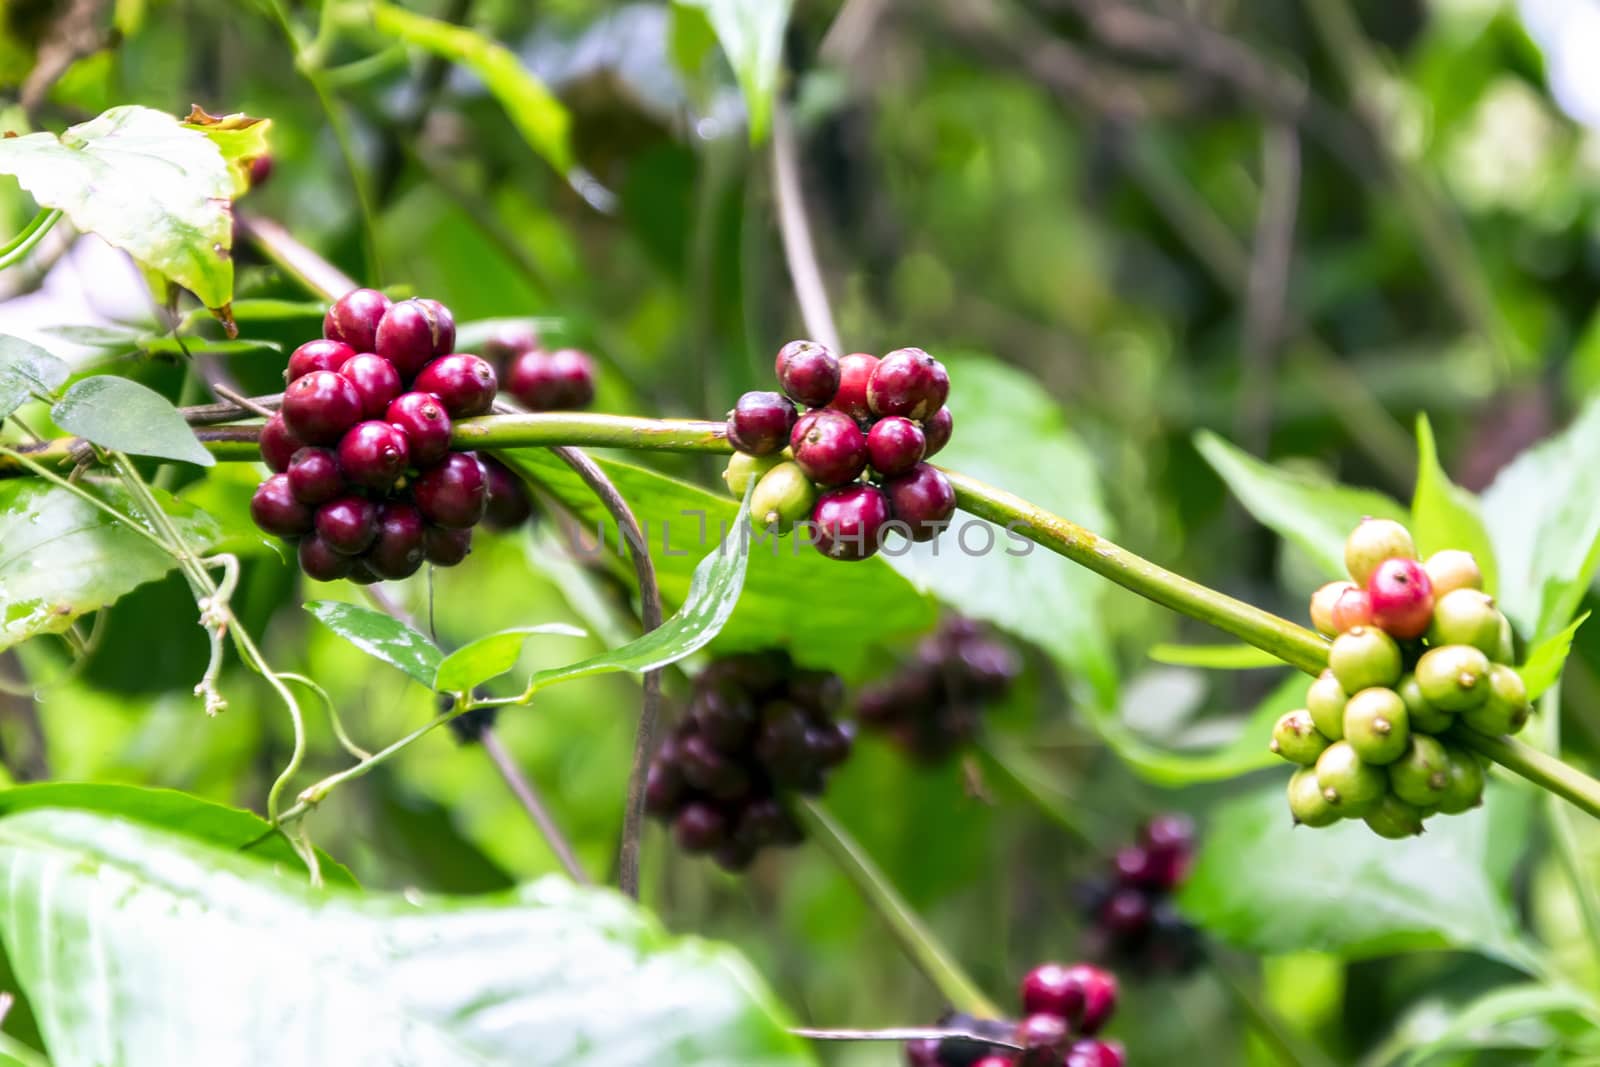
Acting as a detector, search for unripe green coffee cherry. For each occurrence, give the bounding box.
[1309,581,1355,638]
[1342,687,1409,764]
[1305,670,1348,740]
[1287,767,1340,828]
[1426,589,1502,657]
[1344,517,1416,586]
[1436,743,1486,814]
[1415,644,1491,712]
[1494,615,1516,665]
[1363,792,1426,839]
[749,461,816,532]
[1459,664,1531,736]
[1329,627,1402,693]
[1270,710,1331,765]
[723,452,782,498]
[1423,549,1483,598]
[1388,733,1452,807]
[1314,740,1387,816]
[1397,673,1453,734]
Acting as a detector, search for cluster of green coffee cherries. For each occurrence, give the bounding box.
[1274,518,1528,838]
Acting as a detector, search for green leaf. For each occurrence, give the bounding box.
[674,0,793,142]
[39,324,142,347]
[1148,643,1283,669]
[1481,397,1600,640]
[179,105,271,198]
[1520,612,1587,702]
[303,601,442,688]
[433,623,587,693]
[0,335,68,418]
[1398,984,1600,1065]
[363,3,574,177]
[0,105,234,309]
[51,376,215,466]
[1411,414,1498,595]
[1196,431,1406,579]
[504,451,935,679]
[886,357,1119,708]
[0,478,222,652]
[1179,782,1537,968]
[1100,671,1302,787]
[0,809,815,1067]
[0,782,354,887]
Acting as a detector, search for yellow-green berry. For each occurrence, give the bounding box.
[1270,710,1331,765]
[1436,743,1486,814]
[1363,792,1426,839]
[1329,627,1403,693]
[1422,549,1483,597]
[723,452,782,498]
[1314,740,1387,816]
[1416,644,1491,712]
[1343,687,1409,765]
[1426,589,1502,657]
[1397,673,1453,734]
[1459,663,1531,736]
[1388,734,1452,807]
[1287,767,1339,828]
[1345,518,1416,585]
[1305,670,1348,740]
[749,461,817,532]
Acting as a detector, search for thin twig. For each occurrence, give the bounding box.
[183,393,283,425]
[481,729,592,885]
[210,383,277,419]
[793,1027,1020,1050]
[549,446,662,898]
[771,103,842,355]
[239,213,357,302]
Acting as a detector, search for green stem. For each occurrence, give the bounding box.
[0,207,62,267]
[1453,727,1600,821]
[1538,684,1600,957]
[796,798,1001,1017]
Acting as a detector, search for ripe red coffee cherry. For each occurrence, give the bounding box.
[337,420,411,491]
[727,390,797,456]
[367,502,426,580]
[286,447,342,506]
[315,495,380,555]
[423,524,473,566]
[338,353,402,419]
[1065,1039,1126,1067]
[884,463,956,541]
[297,534,352,582]
[1100,887,1152,937]
[1021,962,1083,1020]
[258,412,305,473]
[323,288,391,354]
[774,339,841,407]
[791,409,868,485]
[385,392,452,466]
[375,297,451,379]
[866,416,925,476]
[506,348,596,410]
[478,322,540,368]
[1330,585,1374,633]
[250,474,313,537]
[1366,556,1434,640]
[829,352,879,421]
[1015,1013,1069,1061]
[921,406,953,458]
[1309,580,1354,637]
[868,347,949,419]
[287,339,355,383]
[281,370,362,445]
[413,353,498,418]
[482,456,534,530]
[1068,964,1119,1034]
[811,483,892,561]
[414,452,488,528]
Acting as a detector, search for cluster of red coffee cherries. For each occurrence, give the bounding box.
[1076,815,1203,976]
[857,617,1020,762]
[721,341,957,561]
[907,963,1123,1067]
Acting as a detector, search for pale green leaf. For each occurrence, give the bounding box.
[1100,671,1302,787]
[0,335,68,418]
[1412,413,1498,595]
[179,106,271,198]
[52,376,214,466]
[1399,984,1600,1066]
[433,623,587,693]
[675,0,793,141]
[303,600,442,688]
[1521,613,1588,702]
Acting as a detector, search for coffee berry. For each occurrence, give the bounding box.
[906,962,1122,1066]
[857,618,1020,762]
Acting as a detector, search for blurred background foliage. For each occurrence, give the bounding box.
[5,0,1600,1063]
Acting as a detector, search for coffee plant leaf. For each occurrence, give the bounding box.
[0,335,68,418]
[179,105,271,198]
[1101,670,1302,787]
[0,105,235,310]
[433,623,588,693]
[0,809,815,1067]
[1397,983,1600,1066]
[1520,612,1587,702]
[0,478,223,652]
[52,376,215,467]
[674,0,792,142]
[1412,414,1499,595]
[304,600,443,688]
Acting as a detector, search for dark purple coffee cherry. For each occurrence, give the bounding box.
[790,408,868,486]
[829,352,879,421]
[423,525,473,566]
[727,390,797,456]
[774,339,841,407]
[482,456,534,530]
[868,347,949,420]
[506,348,596,410]
[884,464,956,542]
[259,412,305,473]
[735,797,803,849]
[346,558,385,585]
[679,734,751,800]
[673,802,727,853]
[287,339,355,383]
[712,839,758,872]
[367,502,426,580]
[922,406,953,458]
[478,322,540,368]
[644,757,686,816]
[286,447,342,506]
[337,420,410,491]
[691,681,758,752]
[323,288,391,354]
[375,297,452,379]
[250,474,313,537]
[866,416,926,477]
[1099,887,1152,937]
[789,669,845,716]
[1015,1014,1070,1067]
[297,533,353,582]
[754,701,816,786]
[315,495,380,555]
[338,352,402,419]
[414,452,488,528]
[811,483,893,561]
[806,723,852,770]
[413,353,498,418]
[385,391,452,467]
[281,370,363,445]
